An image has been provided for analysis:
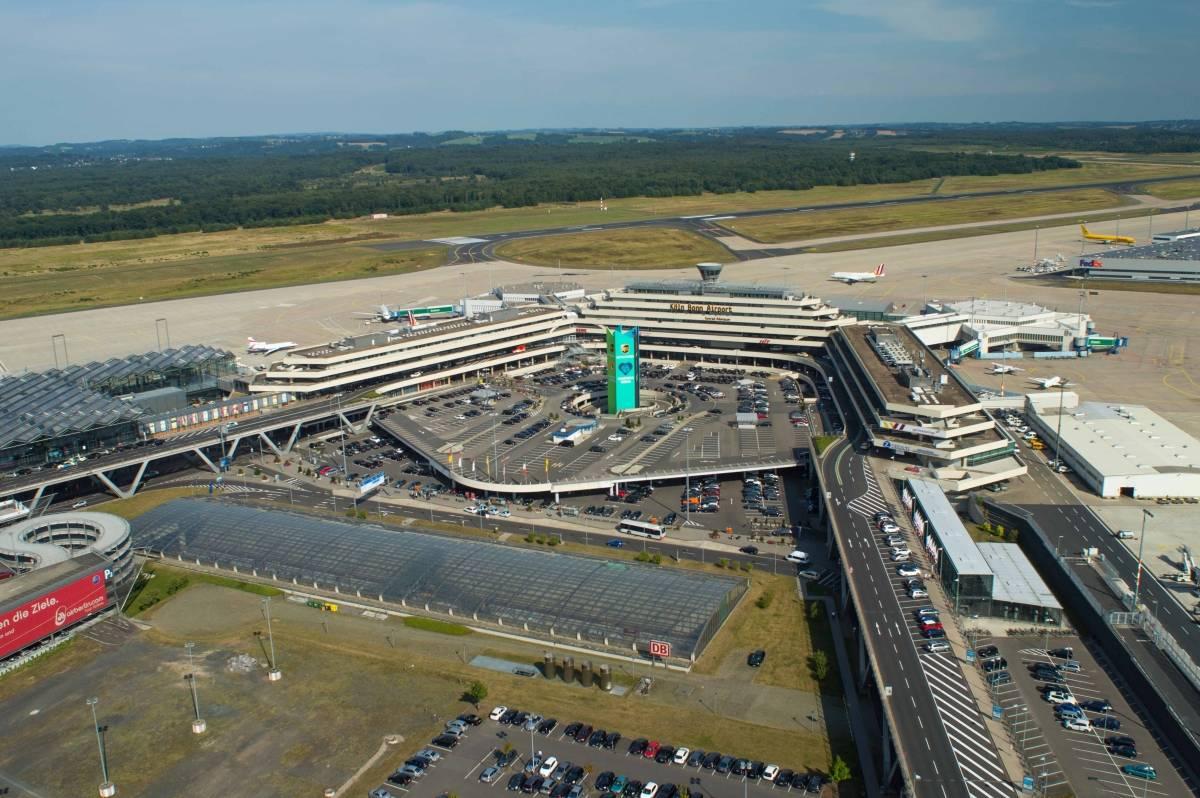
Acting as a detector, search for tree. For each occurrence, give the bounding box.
[466,680,488,707]
[829,755,852,784]
[812,650,830,681]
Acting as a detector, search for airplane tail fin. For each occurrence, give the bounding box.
[1080,224,1089,235]
[407,309,417,327]
[875,263,886,277]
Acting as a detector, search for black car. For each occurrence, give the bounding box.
[387,772,414,787]
[595,772,615,791]
[623,781,643,798]
[501,709,519,725]
[524,777,544,795]
[659,785,678,798]
[1048,646,1074,660]
[740,546,759,555]
[774,769,794,788]
[982,657,1008,673]
[564,722,583,739]
[655,746,676,764]
[538,718,559,735]
[1107,735,1136,749]
[508,773,525,791]
[702,752,722,769]
[687,749,706,767]
[575,724,593,743]
[498,749,520,768]
[458,713,483,726]
[805,774,825,793]
[748,762,765,780]
[565,766,586,785]
[431,734,460,749]
[975,645,1000,660]
[1093,715,1121,731]
[513,711,530,726]
[730,759,748,776]
[588,729,607,747]
[790,772,809,790]
[629,738,649,756]
[604,731,622,749]
[1109,744,1138,759]
[748,649,767,668]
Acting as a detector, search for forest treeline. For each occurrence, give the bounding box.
[0,132,1086,248]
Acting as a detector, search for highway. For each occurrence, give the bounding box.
[821,379,1013,797]
[367,173,1200,267]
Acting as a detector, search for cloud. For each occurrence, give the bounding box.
[813,0,994,43]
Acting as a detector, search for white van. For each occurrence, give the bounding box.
[1116,530,1136,540]
[785,550,810,565]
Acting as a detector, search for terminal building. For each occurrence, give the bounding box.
[1076,228,1200,283]
[1025,392,1200,498]
[253,263,854,398]
[902,298,1092,358]
[830,324,1026,491]
[901,478,1062,624]
[0,345,234,472]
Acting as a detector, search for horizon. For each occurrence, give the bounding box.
[2,0,1197,146]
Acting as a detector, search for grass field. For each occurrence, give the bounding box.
[0,238,445,319]
[1026,276,1200,296]
[723,188,1126,244]
[494,227,732,269]
[124,560,283,615]
[1141,178,1200,200]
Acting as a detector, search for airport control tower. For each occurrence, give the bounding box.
[606,325,640,414]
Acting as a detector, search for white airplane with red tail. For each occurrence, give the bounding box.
[830,263,886,284]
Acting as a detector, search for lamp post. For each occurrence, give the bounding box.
[684,429,691,528]
[262,597,282,681]
[184,642,206,733]
[1052,385,1068,471]
[1132,509,1154,611]
[86,697,116,797]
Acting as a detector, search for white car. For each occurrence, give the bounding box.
[72,500,89,509]
[1062,717,1092,732]
[762,765,780,783]
[538,757,559,778]
[891,546,911,557]
[785,550,810,565]
[891,551,911,562]
[640,783,659,798]
[608,434,625,442]
[909,588,928,599]
[489,706,508,721]
[1043,690,1074,704]
[492,508,511,517]
[673,747,690,765]
[797,569,821,580]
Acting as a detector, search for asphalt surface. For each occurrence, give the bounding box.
[369,174,1200,267]
[819,379,1012,798]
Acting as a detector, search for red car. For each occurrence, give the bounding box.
[643,741,661,759]
[920,621,944,632]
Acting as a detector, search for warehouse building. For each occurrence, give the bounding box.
[1025,392,1200,498]
[1078,230,1200,282]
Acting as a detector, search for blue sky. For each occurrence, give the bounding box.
[1,0,1197,145]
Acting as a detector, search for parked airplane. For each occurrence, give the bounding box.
[830,263,886,284]
[1081,225,1134,246]
[1028,376,1073,389]
[246,337,297,355]
[988,364,1024,374]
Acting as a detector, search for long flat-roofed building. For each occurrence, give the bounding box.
[831,323,1026,491]
[1079,229,1200,283]
[1025,392,1200,498]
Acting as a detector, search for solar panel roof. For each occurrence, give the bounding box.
[131,500,747,658]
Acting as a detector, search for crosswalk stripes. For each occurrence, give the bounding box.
[815,568,840,591]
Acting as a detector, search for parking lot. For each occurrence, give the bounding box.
[979,635,1189,797]
[372,705,832,798]
[377,363,812,491]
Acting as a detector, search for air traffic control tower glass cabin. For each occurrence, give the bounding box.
[606,325,640,414]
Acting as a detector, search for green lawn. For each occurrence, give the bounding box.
[495,227,732,269]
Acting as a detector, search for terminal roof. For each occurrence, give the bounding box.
[1097,233,1200,262]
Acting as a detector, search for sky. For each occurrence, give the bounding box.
[1,0,1198,145]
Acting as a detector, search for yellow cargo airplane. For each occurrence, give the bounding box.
[1081,224,1134,245]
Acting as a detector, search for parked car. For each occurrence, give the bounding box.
[1121,764,1156,781]
[490,706,509,721]
[655,746,676,764]
[1080,699,1113,713]
[629,739,649,756]
[748,649,766,668]
[975,645,999,660]
[482,767,502,783]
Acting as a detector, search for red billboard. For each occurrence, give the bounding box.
[0,569,110,660]
[648,640,671,659]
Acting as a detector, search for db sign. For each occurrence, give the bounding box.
[648,640,671,659]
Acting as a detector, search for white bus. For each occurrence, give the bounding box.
[616,519,665,540]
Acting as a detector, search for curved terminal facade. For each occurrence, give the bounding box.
[251,263,855,398]
[0,512,134,588]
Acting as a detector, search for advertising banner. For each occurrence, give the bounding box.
[358,473,387,496]
[0,569,110,660]
[606,326,640,414]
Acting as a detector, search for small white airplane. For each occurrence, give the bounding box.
[830,263,886,284]
[988,364,1024,375]
[1028,376,1073,389]
[246,337,297,355]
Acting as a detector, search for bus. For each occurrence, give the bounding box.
[616,519,665,540]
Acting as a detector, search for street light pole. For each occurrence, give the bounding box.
[684,430,691,528]
[86,697,116,797]
[1132,509,1153,610]
[184,642,206,733]
[262,597,282,681]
